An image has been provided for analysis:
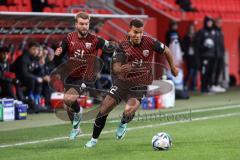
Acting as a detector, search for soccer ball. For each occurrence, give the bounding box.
[152,132,172,150]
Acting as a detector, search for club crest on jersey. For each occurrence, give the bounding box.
[85,43,92,49]
[143,50,149,57]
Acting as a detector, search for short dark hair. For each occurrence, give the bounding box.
[28,42,39,49]
[129,19,144,28]
[75,12,90,22]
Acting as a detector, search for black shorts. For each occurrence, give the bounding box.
[107,83,147,105]
[64,77,96,95]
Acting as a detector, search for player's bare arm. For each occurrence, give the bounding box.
[163,46,179,77]
[113,62,132,74]
[55,47,62,56]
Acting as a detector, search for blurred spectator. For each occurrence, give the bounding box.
[11,42,44,104]
[176,0,197,12]
[182,23,199,91]
[195,16,216,93]
[211,17,226,92]
[41,47,55,109]
[165,21,181,47]
[45,46,56,72]
[31,0,50,12]
[166,21,189,98]
[0,47,23,100]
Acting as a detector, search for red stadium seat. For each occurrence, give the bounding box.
[0,6,9,11]
[71,0,86,5]
[21,0,29,6]
[43,7,53,12]
[8,6,18,11]
[64,0,71,7]
[18,5,31,12]
[53,7,63,13]
[47,0,56,5]
[7,0,21,5]
[55,0,63,7]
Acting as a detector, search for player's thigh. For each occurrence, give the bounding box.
[63,87,79,106]
[99,95,118,116]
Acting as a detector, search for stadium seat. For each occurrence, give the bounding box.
[21,0,30,6]
[55,0,63,7]
[43,7,53,13]
[0,6,8,11]
[53,7,63,13]
[7,0,21,5]
[63,0,71,7]
[141,0,240,21]
[47,0,56,6]
[71,0,86,5]
[18,5,31,12]
[8,6,18,11]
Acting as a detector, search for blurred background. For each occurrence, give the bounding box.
[0,0,240,118]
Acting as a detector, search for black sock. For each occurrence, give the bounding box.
[71,100,80,113]
[92,112,108,139]
[121,113,135,124]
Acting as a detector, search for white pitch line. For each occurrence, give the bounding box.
[104,104,240,123]
[0,112,240,148]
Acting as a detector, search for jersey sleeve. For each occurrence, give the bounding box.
[153,40,165,54]
[55,36,68,65]
[61,36,68,54]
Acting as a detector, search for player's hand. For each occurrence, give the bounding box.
[54,74,61,80]
[121,64,132,73]
[171,66,179,77]
[37,77,43,83]
[43,75,50,82]
[55,47,62,56]
[12,79,20,85]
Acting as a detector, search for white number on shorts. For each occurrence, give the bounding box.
[109,86,118,94]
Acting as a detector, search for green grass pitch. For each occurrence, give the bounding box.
[0,87,240,160]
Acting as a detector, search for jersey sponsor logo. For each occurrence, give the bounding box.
[85,43,92,49]
[74,49,84,58]
[143,50,149,57]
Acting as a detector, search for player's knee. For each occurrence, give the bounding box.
[125,98,140,114]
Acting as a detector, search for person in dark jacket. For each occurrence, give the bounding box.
[182,23,199,91]
[195,16,217,93]
[176,0,197,12]
[0,47,24,99]
[12,42,43,102]
[165,21,181,47]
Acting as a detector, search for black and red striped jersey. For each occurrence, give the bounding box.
[61,31,106,58]
[112,35,166,86]
[59,32,107,79]
[115,35,165,63]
